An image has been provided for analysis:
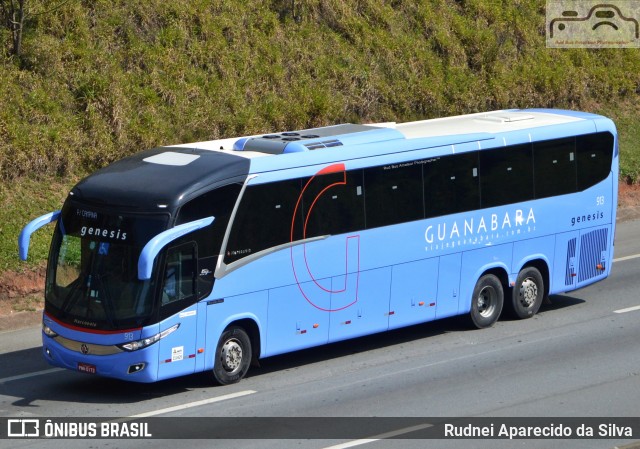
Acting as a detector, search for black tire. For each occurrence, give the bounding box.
[510,266,544,319]
[213,326,252,385]
[468,274,504,329]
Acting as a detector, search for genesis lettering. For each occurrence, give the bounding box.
[80,226,127,241]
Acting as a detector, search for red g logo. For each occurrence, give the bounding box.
[290,164,360,311]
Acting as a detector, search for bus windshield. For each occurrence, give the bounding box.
[45,204,169,331]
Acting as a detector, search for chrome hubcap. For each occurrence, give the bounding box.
[221,339,243,373]
[519,278,538,307]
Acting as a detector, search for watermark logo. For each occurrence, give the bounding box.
[7,419,40,437]
[3,418,152,439]
[547,1,640,47]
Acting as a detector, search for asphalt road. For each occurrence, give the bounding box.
[1,220,640,449]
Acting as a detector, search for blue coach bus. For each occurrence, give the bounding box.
[19,109,618,384]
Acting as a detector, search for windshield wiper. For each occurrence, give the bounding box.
[60,277,84,314]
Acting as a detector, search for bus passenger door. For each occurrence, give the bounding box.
[156,243,198,380]
[436,253,461,319]
[552,231,579,292]
[389,259,438,329]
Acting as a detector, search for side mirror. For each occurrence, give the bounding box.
[19,211,61,260]
[138,216,214,280]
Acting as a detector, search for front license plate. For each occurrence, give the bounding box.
[77,362,96,374]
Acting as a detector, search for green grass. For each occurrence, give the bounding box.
[1,0,640,273]
[0,177,77,272]
[602,104,640,184]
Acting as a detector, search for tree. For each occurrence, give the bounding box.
[0,0,26,57]
[1,0,72,58]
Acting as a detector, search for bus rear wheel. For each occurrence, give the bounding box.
[510,267,544,319]
[213,326,252,385]
[468,274,504,329]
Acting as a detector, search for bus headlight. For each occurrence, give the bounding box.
[42,323,58,338]
[117,323,180,352]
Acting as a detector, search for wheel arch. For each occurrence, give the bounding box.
[225,317,261,365]
[515,257,550,300]
[461,263,510,315]
[483,266,510,293]
[467,266,508,328]
[206,313,263,371]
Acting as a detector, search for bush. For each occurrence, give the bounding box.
[1,0,639,271]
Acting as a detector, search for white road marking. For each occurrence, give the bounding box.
[613,253,640,263]
[0,368,63,384]
[614,305,640,314]
[128,390,256,418]
[321,423,433,449]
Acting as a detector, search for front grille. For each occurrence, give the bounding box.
[54,335,123,356]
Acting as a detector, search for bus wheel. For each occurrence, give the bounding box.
[510,267,544,319]
[469,274,504,329]
[213,326,252,385]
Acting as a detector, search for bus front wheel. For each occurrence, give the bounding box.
[510,267,544,319]
[213,326,252,385]
[468,274,504,329]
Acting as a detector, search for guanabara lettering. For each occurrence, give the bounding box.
[425,208,536,244]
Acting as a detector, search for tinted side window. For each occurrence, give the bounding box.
[225,179,303,264]
[577,132,614,191]
[177,183,242,258]
[160,242,197,319]
[480,144,533,208]
[364,162,423,229]
[162,243,196,304]
[533,137,576,199]
[303,170,365,238]
[424,152,480,217]
[177,183,242,297]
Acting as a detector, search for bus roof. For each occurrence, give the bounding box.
[170,109,598,154]
[70,109,614,213]
[394,109,588,138]
[70,147,250,211]
[170,108,613,177]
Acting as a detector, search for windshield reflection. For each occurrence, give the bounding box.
[45,206,168,330]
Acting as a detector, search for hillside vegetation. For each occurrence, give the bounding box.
[1,0,640,272]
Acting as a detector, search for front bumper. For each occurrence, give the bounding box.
[42,332,159,383]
